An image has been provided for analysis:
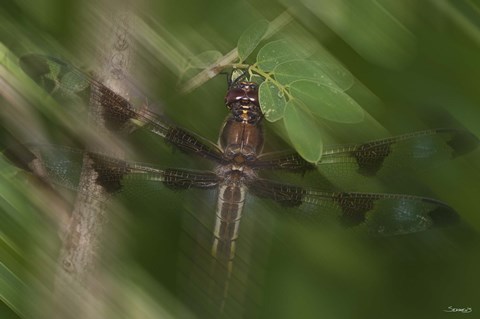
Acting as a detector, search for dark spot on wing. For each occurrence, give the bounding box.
[165,127,222,162]
[353,142,392,176]
[20,55,93,108]
[164,169,191,190]
[248,180,306,207]
[447,130,479,157]
[19,55,56,93]
[98,85,138,131]
[2,143,37,172]
[424,199,460,226]
[333,192,374,226]
[163,169,219,190]
[253,153,316,173]
[88,153,130,193]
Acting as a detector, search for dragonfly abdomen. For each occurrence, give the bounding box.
[212,182,246,263]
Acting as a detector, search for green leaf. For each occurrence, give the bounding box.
[237,19,269,62]
[250,73,265,84]
[259,80,286,122]
[274,60,335,89]
[284,100,323,163]
[289,80,364,123]
[256,39,309,72]
[311,47,355,91]
[314,60,354,91]
[274,60,353,91]
[188,50,223,68]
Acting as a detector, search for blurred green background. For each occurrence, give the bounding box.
[1,0,480,318]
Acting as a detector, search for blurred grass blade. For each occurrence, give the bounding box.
[300,0,415,68]
[0,260,26,318]
[237,19,269,62]
[187,50,223,69]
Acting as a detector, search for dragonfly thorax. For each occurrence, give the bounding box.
[215,164,256,184]
[219,117,264,165]
[225,81,262,124]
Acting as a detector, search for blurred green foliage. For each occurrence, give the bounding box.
[1,0,480,319]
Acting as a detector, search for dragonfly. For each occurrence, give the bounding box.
[4,54,479,318]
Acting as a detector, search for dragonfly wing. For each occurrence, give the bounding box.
[19,54,224,162]
[247,178,459,235]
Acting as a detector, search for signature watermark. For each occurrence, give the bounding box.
[443,306,472,314]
